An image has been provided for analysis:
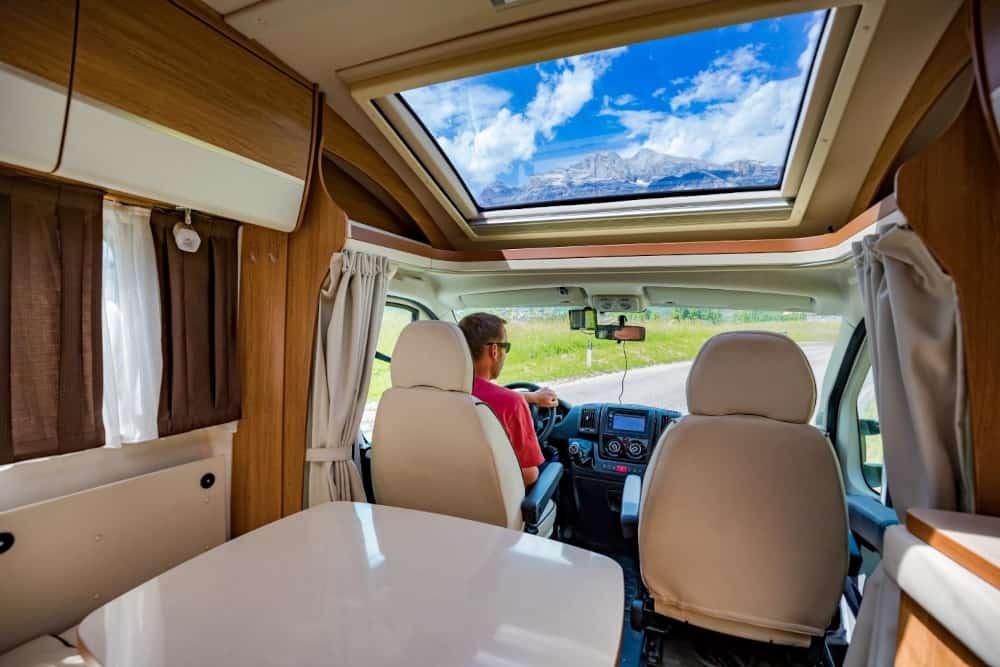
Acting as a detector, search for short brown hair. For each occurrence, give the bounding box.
[458,312,507,360]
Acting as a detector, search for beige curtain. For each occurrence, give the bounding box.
[306,250,395,506]
[845,219,969,667]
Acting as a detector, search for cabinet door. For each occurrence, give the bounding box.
[0,1,76,172]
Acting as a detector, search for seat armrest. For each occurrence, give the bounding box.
[620,474,641,539]
[521,462,563,528]
[846,494,898,554]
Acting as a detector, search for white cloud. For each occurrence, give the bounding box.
[669,44,768,110]
[403,49,625,189]
[736,22,753,33]
[612,93,637,106]
[652,87,667,99]
[600,25,823,167]
[402,81,511,135]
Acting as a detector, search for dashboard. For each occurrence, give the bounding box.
[549,403,683,477]
[547,402,682,547]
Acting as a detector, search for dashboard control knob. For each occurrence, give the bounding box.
[606,440,623,456]
[627,441,645,458]
[568,442,581,456]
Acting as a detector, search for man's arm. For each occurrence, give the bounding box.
[521,465,539,487]
[525,386,559,408]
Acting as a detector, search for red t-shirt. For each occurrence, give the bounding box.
[473,377,545,469]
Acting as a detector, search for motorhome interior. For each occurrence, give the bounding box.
[1,1,998,665]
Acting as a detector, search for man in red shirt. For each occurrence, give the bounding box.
[458,312,559,487]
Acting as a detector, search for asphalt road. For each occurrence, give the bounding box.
[361,343,833,437]
[546,342,834,414]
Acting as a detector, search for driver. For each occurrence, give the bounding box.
[458,312,559,487]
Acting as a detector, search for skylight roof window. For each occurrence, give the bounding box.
[399,10,828,211]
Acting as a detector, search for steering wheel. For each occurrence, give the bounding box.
[504,381,558,442]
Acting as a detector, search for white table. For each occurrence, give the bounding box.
[78,502,624,666]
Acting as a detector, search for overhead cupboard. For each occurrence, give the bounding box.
[0,0,318,232]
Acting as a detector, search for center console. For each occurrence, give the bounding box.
[568,404,676,477]
[558,403,680,546]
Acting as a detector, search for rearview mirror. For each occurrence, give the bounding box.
[568,307,597,331]
[614,325,646,342]
[595,324,646,341]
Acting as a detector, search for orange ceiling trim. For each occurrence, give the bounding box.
[350,194,896,262]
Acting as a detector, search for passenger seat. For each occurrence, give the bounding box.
[625,331,849,647]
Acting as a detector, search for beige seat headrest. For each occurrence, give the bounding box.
[390,321,474,393]
[686,331,816,423]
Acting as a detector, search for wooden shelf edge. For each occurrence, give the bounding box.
[906,509,1000,590]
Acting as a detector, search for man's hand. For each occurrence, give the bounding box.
[526,387,559,408]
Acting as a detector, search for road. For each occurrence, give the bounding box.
[362,343,833,436]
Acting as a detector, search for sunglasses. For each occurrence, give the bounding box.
[489,341,512,353]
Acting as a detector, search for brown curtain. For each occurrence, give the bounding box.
[0,171,104,464]
[150,210,240,436]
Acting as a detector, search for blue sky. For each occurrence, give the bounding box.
[401,10,826,199]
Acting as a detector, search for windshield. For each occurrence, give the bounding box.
[452,306,842,418]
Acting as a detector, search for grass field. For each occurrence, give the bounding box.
[367,314,842,405]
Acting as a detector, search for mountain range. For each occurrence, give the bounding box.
[478,148,781,207]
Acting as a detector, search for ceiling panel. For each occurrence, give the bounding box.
[221,0,608,76]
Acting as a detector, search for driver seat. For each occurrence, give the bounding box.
[372,320,559,537]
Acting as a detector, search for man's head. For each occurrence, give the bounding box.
[458,312,510,380]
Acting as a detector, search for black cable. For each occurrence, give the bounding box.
[618,342,628,404]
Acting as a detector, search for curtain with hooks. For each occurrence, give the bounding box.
[306,249,395,505]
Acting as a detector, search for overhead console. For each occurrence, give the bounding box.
[0,0,317,232]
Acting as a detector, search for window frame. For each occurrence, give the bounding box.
[828,325,883,498]
[353,3,867,240]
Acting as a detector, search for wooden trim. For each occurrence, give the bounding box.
[896,97,1000,516]
[895,593,985,666]
[322,105,451,249]
[906,510,1000,590]
[281,127,350,516]
[232,225,288,537]
[969,0,1000,161]
[292,87,323,232]
[349,195,897,262]
[850,7,971,219]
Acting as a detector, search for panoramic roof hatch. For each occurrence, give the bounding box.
[354,2,872,242]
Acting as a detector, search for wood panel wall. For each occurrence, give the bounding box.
[323,106,450,248]
[73,0,314,180]
[232,226,289,535]
[896,96,1000,516]
[895,593,984,666]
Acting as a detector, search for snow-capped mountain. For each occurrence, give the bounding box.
[478,148,781,207]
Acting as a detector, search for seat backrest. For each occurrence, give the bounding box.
[372,321,524,530]
[639,331,848,646]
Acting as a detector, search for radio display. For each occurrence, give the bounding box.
[611,412,646,432]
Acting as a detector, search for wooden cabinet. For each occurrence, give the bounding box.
[1,0,318,230]
[0,1,76,172]
[72,0,314,181]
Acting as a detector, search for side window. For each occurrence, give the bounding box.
[856,367,882,491]
[361,303,417,440]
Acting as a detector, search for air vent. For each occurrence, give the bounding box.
[660,414,674,434]
[580,408,597,432]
